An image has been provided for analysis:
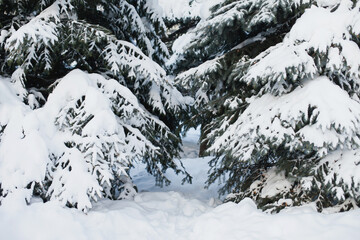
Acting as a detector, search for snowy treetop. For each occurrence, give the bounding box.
[170,0,313,67]
[239,1,360,97]
[177,0,360,103]
[2,0,193,114]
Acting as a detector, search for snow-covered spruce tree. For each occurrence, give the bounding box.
[172,0,312,155]
[176,0,360,212]
[0,0,193,212]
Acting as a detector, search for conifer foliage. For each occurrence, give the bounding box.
[0,0,192,212]
[175,0,360,212]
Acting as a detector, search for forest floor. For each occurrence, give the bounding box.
[1,128,360,240]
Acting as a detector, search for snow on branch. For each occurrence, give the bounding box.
[238,3,360,97]
[0,69,187,212]
[3,0,191,113]
[208,77,360,163]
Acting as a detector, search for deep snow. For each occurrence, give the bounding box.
[2,191,360,240]
[1,128,360,240]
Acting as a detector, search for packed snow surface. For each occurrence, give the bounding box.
[1,135,360,240]
[1,174,360,240]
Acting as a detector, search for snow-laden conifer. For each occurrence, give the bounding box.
[0,0,193,211]
[176,0,360,211]
[0,70,191,212]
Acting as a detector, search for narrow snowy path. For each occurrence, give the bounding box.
[132,156,223,203]
[1,129,360,239]
[1,168,360,240]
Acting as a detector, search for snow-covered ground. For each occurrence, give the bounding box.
[1,128,360,240]
[132,126,223,202]
[3,190,360,240]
